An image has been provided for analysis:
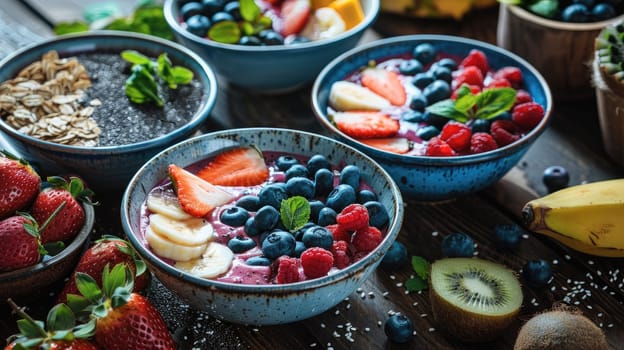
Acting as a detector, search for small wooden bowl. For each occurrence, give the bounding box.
[593,56,624,167]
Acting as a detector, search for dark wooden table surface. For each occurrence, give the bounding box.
[1,2,624,349]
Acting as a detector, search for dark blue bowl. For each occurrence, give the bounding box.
[312,35,553,201]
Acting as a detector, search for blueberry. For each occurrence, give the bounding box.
[423,111,449,129]
[409,94,428,112]
[412,72,434,89]
[246,256,272,266]
[401,110,426,124]
[437,57,458,71]
[258,30,284,45]
[276,155,299,171]
[285,164,309,181]
[309,200,325,223]
[561,4,590,22]
[307,154,331,175]
[592,3,616,20]
[211,11,234,24]
[380,241,408,270]
[494,223,523,250]
[236,195,261,211]
[254,205,281,231]
[294,222,317,240]
[185,14,211,37]
[522,259,552,288]
[286,177,315,199]
[223,1,242,20]
[314,168,334,197]
[317,207,337,226]
[470,119,490,133]
[326,184,356,212]
[292,241,307,257]
[416,125,439,141]
[413,43,436,64]
[258,184,287,209]
[220,206,249,227]
[398,59,423,75]
[573,0,594,7]
[302,225,334,249]
[201,0,225,16]
[340,165,360,191]
[441,232,475,257]
[364,201,389,229]
[543,165,570,193]
[262,230,296,259]
[357,189,377,203]
[423,80,451,104]
[244,217,261,237]
[181,1,203,20]
[239,36,262,46]
[432,65,452,83]
[228,236,256,253]
[384,314,414,343]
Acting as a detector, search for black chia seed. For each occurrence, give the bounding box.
[76,53,204,147]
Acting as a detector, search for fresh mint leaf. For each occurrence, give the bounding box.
[474,87,516,120]
[454,92,478,114]
[405,276,428,292]
[280,196,311,232]
[411,256,430,280]
[528,0,558,18]
[171,66,194,85]
[209,21,241,44]
[125,65,164,107]
[240,0,261,22]
[157,53,176,89]
[121,50,151,66]
[426,100,469,123]
[53,21,89,35]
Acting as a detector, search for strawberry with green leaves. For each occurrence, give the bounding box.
[68,264,175,350]
[4,299,97,350]
[31,176,94,243]
[0,151,41,220]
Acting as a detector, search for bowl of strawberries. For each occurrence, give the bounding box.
[0,151,95,300]
[311,34,553,201]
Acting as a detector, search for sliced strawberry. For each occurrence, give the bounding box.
[332,111,400,139]
[493,66,523,87]
[280,0,311,37]
[440,121,472,152]
[425,137,457,157]
[197,147,269,186]
[169,164,234,217]
[359,137,411,154]
[360,67,407,106]
[453,66,484,89]
[460,49,489,75]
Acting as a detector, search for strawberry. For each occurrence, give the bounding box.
[332,111,400,139]
[197,146,269,186]
[439,121,472,152]
[493,66,523,88]
[56,236,149,304]
[359,137,411,154]
[31,176,94,243]
[460,49,489,75]
[360,67,407,106]
[0,151,41,220]
[69,264,175,350]
[169,164,235,217]
[470,132,498,154]
[425,137,457,157]
[0,213,45,272]
[490,119,520,146]
[280,0,311,37]
[453,66,484,89]
[512,101,545,131]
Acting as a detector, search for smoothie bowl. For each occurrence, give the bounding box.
[312,35,553,201]
[121,128,404,325]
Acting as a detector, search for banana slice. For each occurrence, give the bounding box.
[149,213,214,246]
[302,7,346,41]
[147,191,194,220]
[329,81,391,111]
[145,226,208,262]
[175,242,234,279]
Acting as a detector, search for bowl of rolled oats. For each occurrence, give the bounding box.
[0,31,218,191]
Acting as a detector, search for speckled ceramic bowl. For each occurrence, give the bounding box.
[312,35,553,201]
[0,203,94,300]
[164,0,379,92]
[121,128,404,325]
[0,31,218,192]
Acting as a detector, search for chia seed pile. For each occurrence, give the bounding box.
[77,53,204,147]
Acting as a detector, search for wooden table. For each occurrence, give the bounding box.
[1,3,623,349]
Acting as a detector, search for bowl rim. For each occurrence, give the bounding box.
[311,34,554,165]
[0,30,218,154]
[121,127,404,293]
[0,202,94,280]
[163,0,380,52]
[504,3,624,31]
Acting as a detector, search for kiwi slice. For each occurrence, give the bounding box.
[596,21,624,96]
[429,257,523,342]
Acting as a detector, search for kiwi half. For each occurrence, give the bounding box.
[429,257,523,343]
[596,20,624,96]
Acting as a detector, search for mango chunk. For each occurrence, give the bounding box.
[311,0,334,9]
[328,0,365,30]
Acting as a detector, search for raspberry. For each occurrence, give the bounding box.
[326,224,351,242]
[425,137,457,157]
[336,204,369,231]
[275,256,300,284]
[514,89,533,105]
[490,120,520,146]
[512,102,544,131]
[352,226,383,253]
[301,247,334,279]
[460,49,489,75]
[470,132,498,154]
[331,241,350,269]
[440,121,472,152]
[331,240,348,253]
[451,84,480,99]
[493,67,523,87]
[453,66,483,88]
[485,78,511,89]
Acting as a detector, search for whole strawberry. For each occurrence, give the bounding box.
[31,176,94,243]
[56,236,149,304]
[0,151,41,220]
[69,264,175,350]
[0,213,45,272]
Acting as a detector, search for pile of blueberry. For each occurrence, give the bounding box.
[523,0,622,22]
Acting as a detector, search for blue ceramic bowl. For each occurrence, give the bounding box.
[0,31,218,192]
[121,128,404,325]
[312,35,553,201]
[164,0,379,92]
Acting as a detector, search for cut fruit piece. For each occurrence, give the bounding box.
[147,191,194,220]
[145,226,208,262]
[429,257,523,343]
[149,213,214,246]
[361,67,407,106]
[329,81,391,111]
[281,0,312,37]
[196,146,269,187]
[359,137,411,154]
[301,7,346,41]
[175,242,234,279]
[332,111,400,139]
[327,0,365,30]
[169,164,235,218]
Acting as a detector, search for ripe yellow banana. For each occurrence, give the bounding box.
[522,179,624,257]
[380,0,497,20]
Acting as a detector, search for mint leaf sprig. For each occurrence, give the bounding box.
[405,256,430,293]
[426,85,517,123]
[280,196,311,232]
[208,0,273,44]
